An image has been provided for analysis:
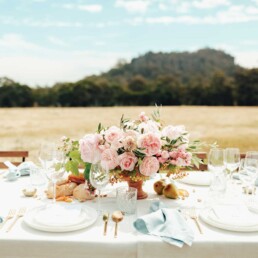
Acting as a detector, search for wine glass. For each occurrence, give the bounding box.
[39,144,65,204]
[208,148,225,172]
[224,148,240,179]
[246,151,258,160]
[89,162,109,214]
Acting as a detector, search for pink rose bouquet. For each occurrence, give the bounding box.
[61,108,202,183]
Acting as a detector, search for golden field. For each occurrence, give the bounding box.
[0,106,257,161]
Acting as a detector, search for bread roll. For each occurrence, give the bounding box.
[46,182,77,199]
[73,184,95,202]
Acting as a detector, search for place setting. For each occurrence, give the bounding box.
[198,149,258,233]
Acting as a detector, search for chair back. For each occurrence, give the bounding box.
[0,151,29,169]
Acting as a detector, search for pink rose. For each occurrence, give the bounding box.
[169,149,192,167]
[104,126,122,144]
[139,111,148,122]
[118,152,137,171]
[162,125,188,141]
[139,156,159,176]
[79,134,102,164]
[122,136,137,151]
[137,133,161,156]
[138,120,160,134]
[158,150,169,164]
[101,148,119,170]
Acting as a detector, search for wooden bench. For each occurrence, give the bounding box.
[0,151,29,169]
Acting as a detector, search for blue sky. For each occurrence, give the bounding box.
[0,0,258,86]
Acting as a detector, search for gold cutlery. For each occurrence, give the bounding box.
[112,211,124,238]
[6,207,26,233]
[103,212,109,236]
[189,208,203,234]
[0,209,16,229]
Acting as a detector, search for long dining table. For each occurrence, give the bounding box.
[1,171,258,258]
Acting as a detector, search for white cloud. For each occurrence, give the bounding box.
[132,4,258,25]
[235,51,258,68]
[48,36,68,47]
[0,33,42,50]
[0,16,83,28]
[115,0,151,13]
[0,34,132,86]
[193,0,230,9]
[62,4,103,13]
[78,4,103,13]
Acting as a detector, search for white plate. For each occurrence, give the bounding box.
[178,171,211,186]
[24,205,98,232]
[199,209,258,232]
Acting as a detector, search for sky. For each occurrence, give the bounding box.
[0,0,258,86]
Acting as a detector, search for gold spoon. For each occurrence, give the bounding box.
[112,211,124,238]
[103,212,109,236]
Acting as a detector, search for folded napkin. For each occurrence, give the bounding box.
[4,161,36,176]
[232,173,258,186]
[133,201,194,248]
[210,205,258,227]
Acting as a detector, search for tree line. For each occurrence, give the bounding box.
[0,68,257,107]
[0,48,257,107]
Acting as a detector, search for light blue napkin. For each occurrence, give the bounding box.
[133,201,194,248]
[232,173,258,186]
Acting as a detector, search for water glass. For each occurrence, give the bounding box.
[116,186,137,215]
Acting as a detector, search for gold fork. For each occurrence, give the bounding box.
[189,208,203,234]
[6,207,26,233]
[0,209,16,229]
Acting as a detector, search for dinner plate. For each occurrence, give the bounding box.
[24,205,98,232]
[199,209,258,232]
[178,171,211,186]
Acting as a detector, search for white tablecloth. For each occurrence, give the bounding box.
[1,172,258,258]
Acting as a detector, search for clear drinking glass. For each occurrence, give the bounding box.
[30,166,47,198]
[239,158,258,196]
[208,148,225,172]
[89,162,109,214]
[246,151,258,160]
[208,148,227,197]
[39,144,65,204]
[116,186,137,215]
[224,148,240,179]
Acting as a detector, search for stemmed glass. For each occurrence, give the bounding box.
[224,148,240,180]
[38,143,65,204]
[89,162,109,214]
[208,148,225,172]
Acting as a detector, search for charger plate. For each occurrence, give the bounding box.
[199,209,258,232]
[24,205,97,232]
[178,171,211,186]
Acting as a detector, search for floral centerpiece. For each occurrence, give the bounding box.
[61,109,202,199]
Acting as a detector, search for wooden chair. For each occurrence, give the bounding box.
[0,151,29,169]
[193,152,246,171]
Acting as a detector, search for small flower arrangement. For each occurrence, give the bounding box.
[61,109,202,184]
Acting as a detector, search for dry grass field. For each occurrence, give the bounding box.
[0,106,257,161]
